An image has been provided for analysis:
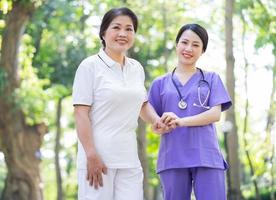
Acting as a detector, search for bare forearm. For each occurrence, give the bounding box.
[139,102,160,124]
[178,105,221,127]
[74,108,97,156]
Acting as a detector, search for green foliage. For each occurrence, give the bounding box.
[236,0,276,49]
[245,187,276,200]
[1,0,274,198]
[0,0,12,14]
[12,34,50,125]
[27,0,99,88]
[146,125,161,186]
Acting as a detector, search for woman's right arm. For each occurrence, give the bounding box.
[74,105,107,189]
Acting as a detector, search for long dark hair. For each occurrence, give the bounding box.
[99,7,138,48]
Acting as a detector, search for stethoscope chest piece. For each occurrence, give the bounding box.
[172,67,211,110]
[178,99,187,109]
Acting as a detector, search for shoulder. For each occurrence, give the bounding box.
[78,55,98,70]
[127,57,144,71]
[201,69,221,80]
[151,73,171,86]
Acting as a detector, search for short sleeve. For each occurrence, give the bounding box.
[148,78,163,116]
[138,63,148,103]
[208,73,232,112]
[72,60,94,106]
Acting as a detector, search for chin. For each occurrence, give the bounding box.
[117,46,130,52]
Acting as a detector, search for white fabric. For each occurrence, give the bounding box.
[72,49,147,169]
[78,167,143,200]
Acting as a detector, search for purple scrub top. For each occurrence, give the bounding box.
[148,69,232,173]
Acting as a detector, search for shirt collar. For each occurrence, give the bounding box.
[98,49,116,68]
[98,49,130,68]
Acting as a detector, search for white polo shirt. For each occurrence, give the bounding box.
[72,49,147,169]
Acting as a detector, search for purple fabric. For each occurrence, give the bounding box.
[148,70,231,173]
[159,168,226,200]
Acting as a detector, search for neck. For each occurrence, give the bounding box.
[176,64,196,74]
[104,48,125,66]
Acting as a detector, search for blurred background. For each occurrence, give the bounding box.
[0,0,275,200]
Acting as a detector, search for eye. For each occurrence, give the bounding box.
[126,27,134,32]
[112,26,120,30]
[181,41,188,44]
[193,44,199,47]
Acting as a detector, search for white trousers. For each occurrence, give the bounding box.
[78,167,144,200]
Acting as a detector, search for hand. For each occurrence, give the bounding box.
[86,153,107,189]
[161,112,179,129]
[152,119,171,134]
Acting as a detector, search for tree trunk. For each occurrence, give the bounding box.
[266,51,276,200]
[55,98,63,200]
[224,0,242,199]
[137,118,149,200]
[240,12,261,200]
[0,2,46,200]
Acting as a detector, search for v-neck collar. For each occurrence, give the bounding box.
[171,69,199,87]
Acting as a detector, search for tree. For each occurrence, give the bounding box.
[224,0,242,199]
[0,1,47,200]
[240,10,261,200]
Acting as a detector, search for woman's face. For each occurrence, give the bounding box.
[176,29,204,67]
[103,15,135,54]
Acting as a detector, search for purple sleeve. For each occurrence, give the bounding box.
[148,79,163,117]
[209,73,232,112]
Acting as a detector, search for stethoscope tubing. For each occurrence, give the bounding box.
[171,67,211,109]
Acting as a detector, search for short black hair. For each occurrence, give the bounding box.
[175,23,208,52]
[99,7,138,47]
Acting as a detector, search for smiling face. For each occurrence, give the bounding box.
[102,15,135,55]
[176,29,204,67]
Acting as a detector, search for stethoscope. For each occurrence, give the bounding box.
[171,67,211,110]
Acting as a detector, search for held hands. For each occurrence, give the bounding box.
[152,112,181,135]
[86,152,107,189]
[152,119,171,134]
[161,112,181,128]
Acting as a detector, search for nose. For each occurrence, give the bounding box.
[185,45,193,52]
[118,30,127,37]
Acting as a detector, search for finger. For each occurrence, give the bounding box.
[168,120,176,127]
[89,176,94,186]
[98,173,103,187]
[93,175,99,189]
[86,171,89,181]
[165,117,173,125]
[102,167,108,174]
[165,126,171,132]
[161,114,168,123]
[161,115,170,124]
[152,123,158,130]
[173,119,180,126]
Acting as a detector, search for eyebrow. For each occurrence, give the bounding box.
[181,38,201,44]
[110,23,133,27]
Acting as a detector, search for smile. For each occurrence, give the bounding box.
[182,52,193,58]
[116,39,128,44]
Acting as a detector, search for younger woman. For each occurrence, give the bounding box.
[148,23,232,200]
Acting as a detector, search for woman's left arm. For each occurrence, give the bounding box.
[140,102,161,124]
[164,105,221,127]
[140,102,170,134]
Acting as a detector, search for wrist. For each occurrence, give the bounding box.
[86,149,98,159]
[151,116,160,124]
[178,118,186,126]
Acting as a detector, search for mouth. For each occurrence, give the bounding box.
[182,52,193,58]
[116,39,128,44]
